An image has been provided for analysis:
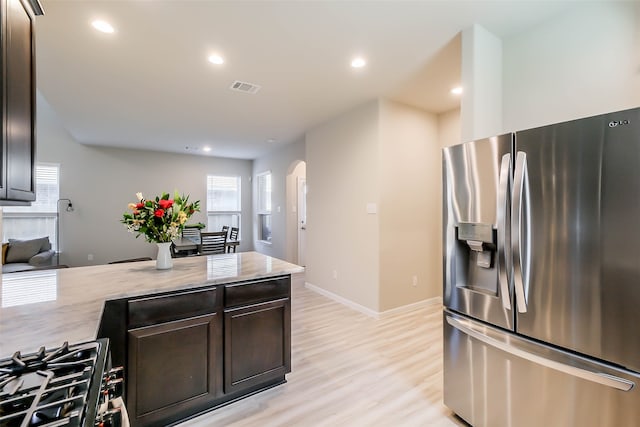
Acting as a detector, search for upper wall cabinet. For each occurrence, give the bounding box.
[0,0,43,204]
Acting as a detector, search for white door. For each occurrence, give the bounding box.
[297,177,306,266]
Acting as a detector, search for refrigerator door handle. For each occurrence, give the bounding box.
[497,153,512,311]
[446,315,635,392]
[512,151,531,313]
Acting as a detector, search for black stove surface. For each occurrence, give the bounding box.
[0,339,109,427]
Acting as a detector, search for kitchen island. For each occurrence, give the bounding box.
[0,251,304,426]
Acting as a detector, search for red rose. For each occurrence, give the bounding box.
[135,202,144,209]
[154,209,165,217]
[158,199,174,209]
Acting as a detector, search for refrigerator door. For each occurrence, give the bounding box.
[443,134,514,329]
[514,107,640,372]
[444,310,640,427]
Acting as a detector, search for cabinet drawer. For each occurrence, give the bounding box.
[129,288,219,329]
[224,276,290,309]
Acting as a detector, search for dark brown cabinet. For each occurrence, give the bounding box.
[0,0,40,203]
[223,276,291,394]
[99,275,292,427]
[126,288,223,427]
[224,298,291,394]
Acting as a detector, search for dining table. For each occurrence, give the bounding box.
[172,236,199,256]
[172,236,240,255]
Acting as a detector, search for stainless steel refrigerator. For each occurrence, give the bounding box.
[442,107,640,427]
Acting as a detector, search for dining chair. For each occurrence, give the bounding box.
[182,227,201,243]
[227,227,239,253]
[229,227,239,241]
[199,231,227,255]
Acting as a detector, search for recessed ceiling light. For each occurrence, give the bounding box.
[451,86,463,95]
[208,54,224,65]
[266,138,276,143]
[203,146,212,152]
[91,20,115,34]
[351,57,366,68]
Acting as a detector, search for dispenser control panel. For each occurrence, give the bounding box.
[456,222,496,269]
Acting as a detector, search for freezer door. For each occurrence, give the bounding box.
[514,107,640,372]
[442,134,514,329]
[444,310,640,427]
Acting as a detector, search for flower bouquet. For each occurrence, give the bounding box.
[122,191,200,270]
[122,191,200,243]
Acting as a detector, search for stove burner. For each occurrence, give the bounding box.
[0,341,105,427]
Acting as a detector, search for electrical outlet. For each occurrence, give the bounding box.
[332,270,338,280]
[88,254,94,261]
[412,275,418,287]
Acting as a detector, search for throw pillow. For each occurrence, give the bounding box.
[29,250,54,266]
[1,243,8,265]
[6,237,48,264]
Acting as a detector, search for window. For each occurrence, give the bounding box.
[3,163,60,249]
[256,171,272,242]
[207,175,241,235]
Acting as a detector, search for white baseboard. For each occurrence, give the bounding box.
[377,296,442,319]
[304,282,380,318]
[304,282,442,319]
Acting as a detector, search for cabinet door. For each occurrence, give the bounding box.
[4,0,36,201]
[127,313,222,427]
[224,298,291,394]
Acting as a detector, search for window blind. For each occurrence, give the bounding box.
[256,172,272,213]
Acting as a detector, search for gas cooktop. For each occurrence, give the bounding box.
[0,339,112,427]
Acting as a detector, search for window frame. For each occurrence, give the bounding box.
[256,171,272,243]
[206,175,242,238]
[3,163,61,250]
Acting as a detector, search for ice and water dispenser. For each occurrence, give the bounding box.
[453,222,498,294]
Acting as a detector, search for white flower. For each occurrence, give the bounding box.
[167,224,180,239]
[136,192,144,201]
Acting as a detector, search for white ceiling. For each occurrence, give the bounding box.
[36,0,577,159]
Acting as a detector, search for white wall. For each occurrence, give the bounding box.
[378,100,441,310]
[252,138,305,262]
[35,94,253,266]
[503,1,640,131]
[460,24,503,142]
[438,108,461,148]
[305,99,447,312]
[306,100,381,311]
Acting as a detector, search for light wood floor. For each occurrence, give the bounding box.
[178,275,465,427]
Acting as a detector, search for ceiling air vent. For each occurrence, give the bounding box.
[229,80,261,94]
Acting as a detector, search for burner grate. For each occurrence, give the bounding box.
[0,341,105,427]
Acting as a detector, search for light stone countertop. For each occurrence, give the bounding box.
[0,251,304,357]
